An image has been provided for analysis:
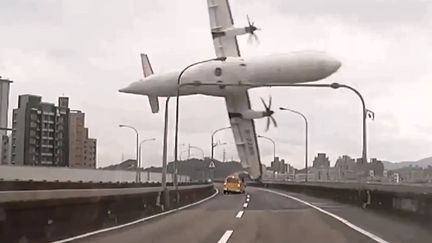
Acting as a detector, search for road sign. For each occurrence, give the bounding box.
[209,161,216,168]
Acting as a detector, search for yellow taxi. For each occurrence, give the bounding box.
[223,176,246,194]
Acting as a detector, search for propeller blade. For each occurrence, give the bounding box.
[247,34,253,44]
[270,115,278,128]
[253,34,260,44]
[268,96,272,109]
[260,97,268,110]
[247,15,251,25]
[265,117,271,131]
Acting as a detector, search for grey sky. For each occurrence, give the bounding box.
[1,0,431,168]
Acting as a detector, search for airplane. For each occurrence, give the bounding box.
[119,0,341,180]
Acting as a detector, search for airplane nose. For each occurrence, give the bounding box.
[322,56,342,74]
[119,86,132,93]
[119,80,143,94]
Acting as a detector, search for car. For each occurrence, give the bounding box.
[223,176,246,194]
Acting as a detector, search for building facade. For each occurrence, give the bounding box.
[69,110,97,168]
[11,95,70,166]
[334,155,357,180]
[312,153,330,168]
[0,77,12,164]
[270,156,288,174]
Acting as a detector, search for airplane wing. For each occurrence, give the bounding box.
[225,91,262,179]
[207,0,241,57]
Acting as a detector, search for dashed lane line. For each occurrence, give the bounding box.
[235,210,244,218]
[217,230,234,243]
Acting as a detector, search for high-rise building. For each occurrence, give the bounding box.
[270,156,288,174]
[69,110,97,168]
[334,155,357,180]
[312,153,330,168]
[1,135,11,165]
[0,77,12,164]
[11,95,70,166]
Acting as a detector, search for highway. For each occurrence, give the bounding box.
[75,185,431,243]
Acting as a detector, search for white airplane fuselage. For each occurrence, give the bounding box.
[119,51,341,98]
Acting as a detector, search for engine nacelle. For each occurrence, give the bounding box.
[229,109,267,120]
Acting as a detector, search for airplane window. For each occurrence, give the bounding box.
[214,67,222,76]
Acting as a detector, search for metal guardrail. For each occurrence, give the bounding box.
[260,180,432,195]
[0,184,212,203]
[251,181,432,221]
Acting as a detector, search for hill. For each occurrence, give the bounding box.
[101,159,137,170]
[383,156,432,170]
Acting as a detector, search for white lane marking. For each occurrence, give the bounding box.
[258,188,390,243]
[217,230,234,243]
[246,194,250,198]
[243,202,248,208]
[235,210,244,218]
[246,198,250,202]
[53,188,219,243]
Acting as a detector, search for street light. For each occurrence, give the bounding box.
[329,83,370,164]
[279,107,309,182]
[119,124,140,182]
[189,145,205,159]
[161,97,171,209]
[139,138,156,172]
[258,135,276,164]
[211,126,231,164]
[173,57,227,201]
[178,81,371,165]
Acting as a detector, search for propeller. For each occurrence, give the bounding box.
[260,96,277,131]
[246,15,260,44]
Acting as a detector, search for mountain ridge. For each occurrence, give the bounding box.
[382,156,432,170]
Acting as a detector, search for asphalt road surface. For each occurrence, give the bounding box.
[75,185,431,243]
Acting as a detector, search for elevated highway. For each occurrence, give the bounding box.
[1,181,431,243]
[64,184,430,243]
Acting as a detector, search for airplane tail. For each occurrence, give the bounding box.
[140,53,159,113]
[140,53,154,78]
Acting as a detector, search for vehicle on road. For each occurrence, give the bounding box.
[223,176,245,194]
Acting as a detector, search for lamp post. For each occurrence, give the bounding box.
[188,145,205,159]
[139,138,156,174]
[178,81,370,166]
[211,126,231,165]
[279,107,309,182]
[329,83,368,164]
[161,97,170,209]
[258,135,276,164]
[173,57,227,203]
[119,124,140,182]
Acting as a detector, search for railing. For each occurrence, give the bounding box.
[0,183,215,242]
[250,180,432,219]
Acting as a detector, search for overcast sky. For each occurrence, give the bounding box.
[1,0,431,168]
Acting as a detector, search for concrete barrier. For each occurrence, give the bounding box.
[0,184,214,242]
[0,165,190,183]
[0,180,201,191]
[250,181,432,220]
